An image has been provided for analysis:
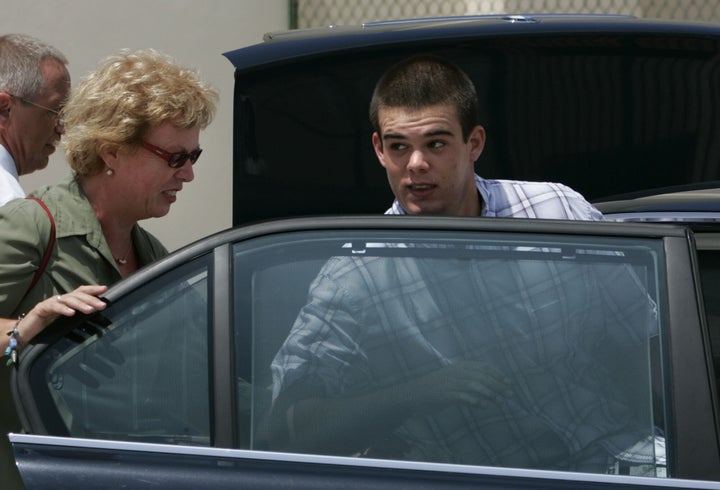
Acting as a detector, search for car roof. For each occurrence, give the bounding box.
[224,15,720,226]
[224,14,720,71]
[594,184,720,226]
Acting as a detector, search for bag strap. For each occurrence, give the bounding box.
[26,196,56,290]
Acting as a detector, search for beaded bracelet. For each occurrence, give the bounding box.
[4,314,25,366]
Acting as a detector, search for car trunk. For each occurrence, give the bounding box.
[225,16,720,226]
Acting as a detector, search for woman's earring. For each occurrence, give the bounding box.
[106,168,114,176]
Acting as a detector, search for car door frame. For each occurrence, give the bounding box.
[10,216,720,484]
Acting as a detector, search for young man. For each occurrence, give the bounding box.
[0,33,70,206]
[369,54,602,220]
[265,56,653,473]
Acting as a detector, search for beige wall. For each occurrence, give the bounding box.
[4,0,289,251]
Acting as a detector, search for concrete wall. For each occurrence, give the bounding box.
[4,0,289,251]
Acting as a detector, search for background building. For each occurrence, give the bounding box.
[294,0,720,28]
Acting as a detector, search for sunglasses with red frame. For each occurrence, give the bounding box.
[141,141,203,168]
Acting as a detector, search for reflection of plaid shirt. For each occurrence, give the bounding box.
[271,177,657,472]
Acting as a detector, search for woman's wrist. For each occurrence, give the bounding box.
[4,313,26,365]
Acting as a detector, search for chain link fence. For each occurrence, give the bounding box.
[293,0,720,29]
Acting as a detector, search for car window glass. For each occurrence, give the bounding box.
[233,230,669,477]
[27,254,212,445]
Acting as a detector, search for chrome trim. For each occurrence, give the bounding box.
[503,15,539,23]
[10,433,720,488]
[604,212,720,222]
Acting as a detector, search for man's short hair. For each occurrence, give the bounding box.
[0,33,68,100]
[369,54,479,141]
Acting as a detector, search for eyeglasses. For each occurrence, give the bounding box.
[10,94,61,116]
[13,95,62,118]
[141,141,202,168]
[9,94,64,130]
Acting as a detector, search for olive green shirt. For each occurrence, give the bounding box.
[0,173,167,317]
[0,173,167,489]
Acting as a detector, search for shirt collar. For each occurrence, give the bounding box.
[0,144,19,180]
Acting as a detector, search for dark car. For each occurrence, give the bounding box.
[595,184,720,400]
[9,14,720,489]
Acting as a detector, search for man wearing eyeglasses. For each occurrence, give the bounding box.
[0,33,70,206]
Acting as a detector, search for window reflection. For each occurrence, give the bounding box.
[35,257,212,445]
[235,231,666,477]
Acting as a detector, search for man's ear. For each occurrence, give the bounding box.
[372,131,387,168]
[468,125,486,162]
[0,92,13,122]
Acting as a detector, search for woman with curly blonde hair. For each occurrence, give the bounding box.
[1,46,217,339]
[0,50,217,476]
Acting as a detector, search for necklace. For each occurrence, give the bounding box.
[114,241,133,265]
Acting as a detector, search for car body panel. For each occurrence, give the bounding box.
[11,216,720,486]
[10,433,720,490]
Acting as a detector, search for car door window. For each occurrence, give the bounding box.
[233,230,669,477]
[26,254,212,445]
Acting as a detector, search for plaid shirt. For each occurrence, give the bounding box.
[386,174,605,220]
[271,177,658,472]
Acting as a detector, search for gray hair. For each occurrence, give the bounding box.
[0,33,68,100]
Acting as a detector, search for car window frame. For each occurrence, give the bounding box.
[11,216,720,480]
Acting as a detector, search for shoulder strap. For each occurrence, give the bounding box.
[26,196,56,290]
